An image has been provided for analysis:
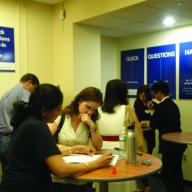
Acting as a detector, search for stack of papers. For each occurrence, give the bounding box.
[63,154,119,166]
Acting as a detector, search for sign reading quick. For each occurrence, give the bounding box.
[0,26,15,63]
[121,48,144,97]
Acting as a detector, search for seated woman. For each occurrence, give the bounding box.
[0,84,112,192]
[50,87,104,192]
[97,79,146,192]
[48,122,96,156]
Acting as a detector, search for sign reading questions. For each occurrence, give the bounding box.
[0,26,15,71]
[147,44,176,98]
[121,48,144,97]
[179,42,192,99]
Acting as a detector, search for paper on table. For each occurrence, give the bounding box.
[63,154,119,166]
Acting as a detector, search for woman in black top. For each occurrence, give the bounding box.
[0,84,112,192]
[134,85,156,192]
[134,85,156,154]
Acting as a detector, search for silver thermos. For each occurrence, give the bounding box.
[126,122,136,164]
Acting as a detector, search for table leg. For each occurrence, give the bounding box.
[99,182,108,192]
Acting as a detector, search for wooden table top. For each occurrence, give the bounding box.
[76,153,162,182]
[162,132,192,145]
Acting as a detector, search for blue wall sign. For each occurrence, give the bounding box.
[121,48,144,97]
[147,44,176,98]
[179,42,192,99]
[0,26,15,71]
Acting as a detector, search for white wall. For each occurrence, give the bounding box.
[101,36,119,94]
[52,0,146,104]
[73,24,101,95]
[0,0,22,96]
[0,0,54,97]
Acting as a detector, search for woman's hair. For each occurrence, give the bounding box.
[102,79,128,113]
[136,85,152,101]
[63,87,103,122]
[11,84,63,130]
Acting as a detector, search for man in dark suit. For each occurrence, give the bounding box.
[150,81,187,192]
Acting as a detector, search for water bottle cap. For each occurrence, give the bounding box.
[121,126,126,133]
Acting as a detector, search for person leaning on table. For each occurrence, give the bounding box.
[49,86,104,192]
[0,84,112,192]
[49,86,103,153]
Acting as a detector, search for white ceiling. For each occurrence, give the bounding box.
[80,0,192,38]
[32,0,192,38]
[32,0,64,4]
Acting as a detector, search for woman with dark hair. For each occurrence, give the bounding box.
[134,85,156,154]
[98,79,145,150]
[50,87,104,191]
[102,79,128,113]
[97,79,146,192]
[134,85,157,192]
[0,84,112,192]
[98,79,128,149]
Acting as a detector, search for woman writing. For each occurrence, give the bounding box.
[0,84,112,192]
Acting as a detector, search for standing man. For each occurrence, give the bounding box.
[0,73,39,172]
[150,81,187,192]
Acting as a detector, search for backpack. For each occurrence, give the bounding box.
[54,113,65,143]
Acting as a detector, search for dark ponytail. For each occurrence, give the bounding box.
[10,84,63,131]
[10,101,29,130]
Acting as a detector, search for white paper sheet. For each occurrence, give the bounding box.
[63,154,119,166]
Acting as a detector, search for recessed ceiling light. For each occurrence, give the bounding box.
[178,1,184,6]
[163,16,175,26]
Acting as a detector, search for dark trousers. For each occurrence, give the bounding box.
[0,134,11,172]
[140,146,154,188]
[161,150,185,192]
[51,182,95,192]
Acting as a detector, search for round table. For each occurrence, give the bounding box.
[76,153,162,192]
[162,132,192,145]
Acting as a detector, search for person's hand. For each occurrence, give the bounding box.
[140,121,150,129]
[147,101,154,110]
[140,121,148,128]
[86,146,96,155]
[72,145,96,155]
[140,121,152,131]
[79,114,95,129]
[92,153,113,168]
